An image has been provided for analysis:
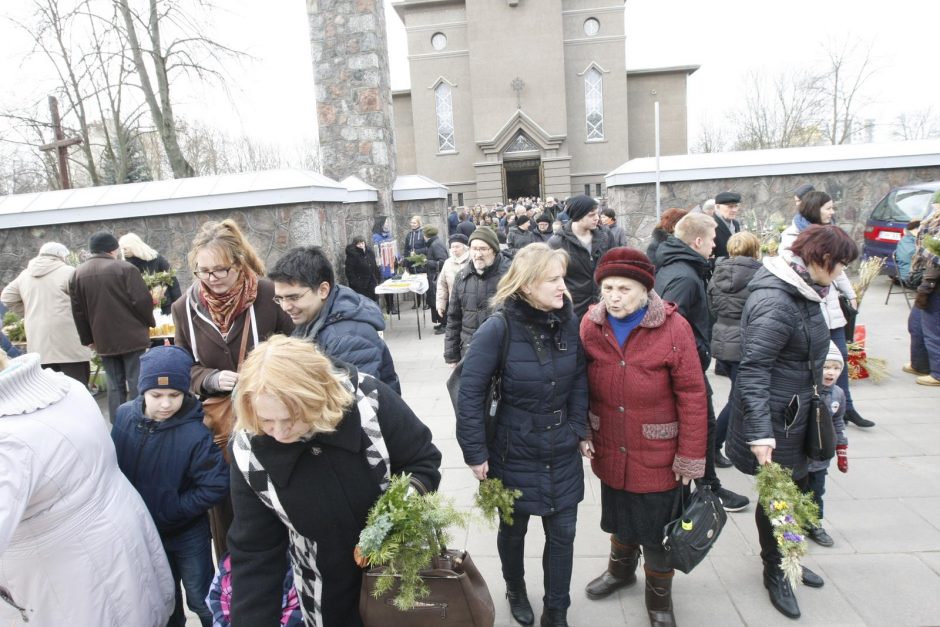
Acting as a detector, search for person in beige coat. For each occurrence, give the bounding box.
[1,242,91,385]
[435,233,471,333]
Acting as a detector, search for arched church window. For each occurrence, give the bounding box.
[585,68,604,141]
[435,83,456,152]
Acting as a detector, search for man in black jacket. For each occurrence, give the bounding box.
[507,215,540,252]
[444,227,511,364]
[548,194,611,318]
[654,213,750,512]
[713,191,743,260]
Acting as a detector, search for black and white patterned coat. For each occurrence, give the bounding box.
[228,370,441,627]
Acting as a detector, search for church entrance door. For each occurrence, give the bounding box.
[503,158,541,199]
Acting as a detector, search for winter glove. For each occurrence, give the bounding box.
[836,444,849,473]
[916,266,940,309]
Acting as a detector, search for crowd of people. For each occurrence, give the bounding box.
[1,183,938,627]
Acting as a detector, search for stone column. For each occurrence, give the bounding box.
[308,0,398,225]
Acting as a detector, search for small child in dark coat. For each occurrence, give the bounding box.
[805,341,849,547]
[112,345,229,627]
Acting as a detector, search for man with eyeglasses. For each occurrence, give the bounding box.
[268,246,401,393]
[444,227,512,365]
[69,231,156,422]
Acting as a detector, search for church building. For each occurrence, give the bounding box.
[391,0,696,205]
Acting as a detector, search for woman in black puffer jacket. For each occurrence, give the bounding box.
[727,225,858,621]
[456,243,588,627]
[707,231,762,466]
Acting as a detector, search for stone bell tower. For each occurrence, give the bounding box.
[308,0,398,219]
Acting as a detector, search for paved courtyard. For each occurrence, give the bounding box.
[382,277,940,627]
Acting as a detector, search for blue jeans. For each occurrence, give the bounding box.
[911,291,940,377]
[100,349,144,422]
[497,506,578,610]
[829,327,855,411]
[805,469,828,519]
[165,527,215,627]
[715,360,739,451]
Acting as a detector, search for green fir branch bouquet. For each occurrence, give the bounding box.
[2,311,26,343]
[924,235,940,258]
[474,478,522,526]
[142,270,177,306]
[357,474,471,610]
[755,462,820,587]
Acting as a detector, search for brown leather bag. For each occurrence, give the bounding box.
[359,548,495,627]
[202,314,251,463]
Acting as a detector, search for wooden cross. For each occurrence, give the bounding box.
[39,96,83,190]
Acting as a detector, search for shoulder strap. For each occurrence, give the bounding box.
[794,302,822,395]
[495,311,510,373]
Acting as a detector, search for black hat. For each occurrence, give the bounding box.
[448,234,469,246]
[516,215,530,227]
[89,231,119,254]
[566,194,598,223]
[714,191,741,205]
[536,213,553,224]
[793,184,815,199]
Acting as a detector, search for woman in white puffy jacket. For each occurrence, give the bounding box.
[0,352,175,626]
[779,189,874,428]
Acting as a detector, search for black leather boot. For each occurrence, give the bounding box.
[539,607,569,627]
[763,563,800,619]
[505,580,534,626]
[585,536,641,599]
[644,566,677,627]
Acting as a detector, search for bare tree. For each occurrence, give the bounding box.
[729,69,825,150]
[691,117,729,153]
[177,120,320,175]
[818,38,878,145]
[893,108,940,140]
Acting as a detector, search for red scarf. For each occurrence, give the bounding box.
[199,269,259,335]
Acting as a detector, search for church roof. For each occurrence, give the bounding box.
[0,169,349,229]
[606,139,940,187]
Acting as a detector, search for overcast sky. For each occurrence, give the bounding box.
[2,0,938,153]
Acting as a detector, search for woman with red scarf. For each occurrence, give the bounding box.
[172,219,293,555]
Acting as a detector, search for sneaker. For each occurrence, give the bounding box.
[903,363,929,376]
[715,449,733,468]
[916,374,940,387]
[808,526,834,547]
[844,408,875,428]
[716,487,750,512]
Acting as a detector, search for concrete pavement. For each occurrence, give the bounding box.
[384,278,940,627]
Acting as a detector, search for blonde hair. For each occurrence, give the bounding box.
[118,233,159,261]
[727,231,761,259]
[491,243,569,309]
[188,219,265,276]
[674,212,717,245]
[233,335,354,435]
[410,215,423,227]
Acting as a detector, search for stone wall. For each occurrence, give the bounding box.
[0,201,363,291]
[607,166,940,249]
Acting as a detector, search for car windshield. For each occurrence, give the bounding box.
[871,188,936,222]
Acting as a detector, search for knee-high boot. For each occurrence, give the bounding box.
[585,536,641,599]
[644,565,677,627]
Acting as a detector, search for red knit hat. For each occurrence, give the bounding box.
[594,247,656,291]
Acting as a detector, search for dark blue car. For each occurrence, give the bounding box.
[862,180,940,276]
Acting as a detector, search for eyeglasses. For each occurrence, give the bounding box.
[272,289,311,305]
[193,267,232,280]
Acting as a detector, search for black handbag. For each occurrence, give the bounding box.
[662,485,726,574]
[445,312,509,444]
[838,294,857,341]
[804,384,836,462]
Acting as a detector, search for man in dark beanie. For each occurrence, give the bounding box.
[444,227,511,363]
[793,183,815,213]
[507,214,540,252]
[548,194,611,318]
[70,230,156,422]
[535,213,554,241]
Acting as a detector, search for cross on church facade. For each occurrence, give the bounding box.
[39,96,83,190]
[511,77,525,109]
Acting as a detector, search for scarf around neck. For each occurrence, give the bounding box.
[788,258,829,299]
[199,269,259,335]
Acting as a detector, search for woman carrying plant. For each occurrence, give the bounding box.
[456,243,588,627]
[227,335,441,626]
[780,191,873,428]
[727,225,859,619]
[171,219,293,556]
[579,247,707,627]
[119,232,182,314]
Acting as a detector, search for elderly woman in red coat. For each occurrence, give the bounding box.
[579,247,707,627]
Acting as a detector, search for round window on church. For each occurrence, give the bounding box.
[583,18,600,37]
[431,32,447,51]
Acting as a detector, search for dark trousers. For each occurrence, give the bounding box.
[166,527,215,627]
[910,291,940,377]
[829,327,855,411]
[612,535,670,573]
[715,360,740,451]
[100,349,145,421]
[695,373,721,491]
[46,361,91,387]
[757,473,810,565]
[805,468,828,520]
[498,506,578,610]
[383,294,397,314]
